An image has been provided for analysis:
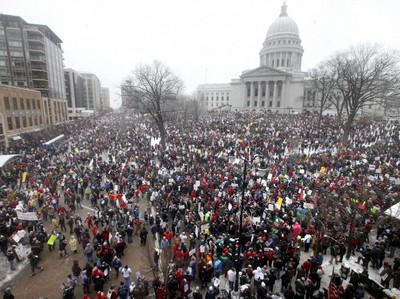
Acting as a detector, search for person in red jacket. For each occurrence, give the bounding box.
[302,259,312,278]
[106,286,118,299]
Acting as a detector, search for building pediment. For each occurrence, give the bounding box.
[240,65,292,79]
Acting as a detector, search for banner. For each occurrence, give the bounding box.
[16,211,38,221]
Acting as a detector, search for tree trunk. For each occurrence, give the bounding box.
[317,106,323,129]
[157,121,167,147]
[342,112,356,143]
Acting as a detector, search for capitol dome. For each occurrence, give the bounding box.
[259,1,304,71]
[267,4,299,37]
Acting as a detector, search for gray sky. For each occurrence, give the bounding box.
[2,0,400,108]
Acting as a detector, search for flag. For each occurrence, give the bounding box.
[328,267,339,299]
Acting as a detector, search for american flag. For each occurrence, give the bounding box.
[328,267,339,299]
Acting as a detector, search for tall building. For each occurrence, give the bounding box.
[64,68,86,118]
[198,2,305,113]
[80,72,101,113]
[0,14,66,100]
[101,87,110,109]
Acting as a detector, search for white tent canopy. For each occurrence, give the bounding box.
[0,154,22,168]
[384,202,400,220]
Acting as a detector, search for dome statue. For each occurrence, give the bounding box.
[267,1,299,37]
[259,1,304,71]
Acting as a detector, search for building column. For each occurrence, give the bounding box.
[257,81,262,107]
[243,81,247,108]
[273,81,277,107]
[281,80,286,107]
[250,82,255,107]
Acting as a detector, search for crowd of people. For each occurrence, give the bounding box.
[0,111,400,299]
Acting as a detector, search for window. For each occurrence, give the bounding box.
[262,84,266,97]
[7,117,13,130]
[247,101,250,107]
[269,83,274,98]
[247,84,251,97]
[281,59,284,66]
[10,51,23,57]
[287,59,290,67]
[216,96,218,101]
[12,98,18,110]
[254,101,258,107]
[254,84,258,97]
[221,96,224,101]
[4,97,10,110]
[211,97,213,101]
[262,101,265,107]
[277,101,280,108]
[8,40,22,47]
[226,96,229,101]
[269,101,272,107]
[15,116,20,129]
[278,83,282,98]
[277,60,279,67]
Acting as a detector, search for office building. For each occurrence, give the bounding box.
[0,14,66,100]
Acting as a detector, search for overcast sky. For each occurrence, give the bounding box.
[2,0,400,108]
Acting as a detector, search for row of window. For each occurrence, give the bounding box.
[247,83,282,98]
[4,96,41,112]
[267,39,299,46]
[2,96,51,130]
[246,100,280,108]
[272,58,290,68]
[206,95,230,102]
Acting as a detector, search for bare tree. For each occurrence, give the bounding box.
[328,90,346,127]
[122,60,184,146]
[308,64,337,127]
[178,93,205,125]
[326,43,400,142]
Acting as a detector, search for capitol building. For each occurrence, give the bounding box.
[197,2,388,117]
[197,2,305,113]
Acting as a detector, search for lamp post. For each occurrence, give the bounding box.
[229,150,267,295]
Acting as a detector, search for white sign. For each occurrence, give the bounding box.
[201,224,209,231]
[16,211,38,221]
[303,202,314,209]
[253,217,261,224]
[198,211,204,221]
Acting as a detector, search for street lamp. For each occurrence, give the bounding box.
[229,150,267,295]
